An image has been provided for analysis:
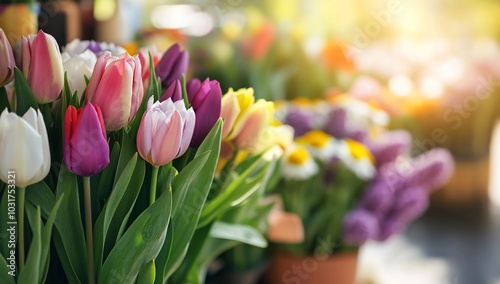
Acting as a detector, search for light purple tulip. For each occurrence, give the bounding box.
[86,51,144,131]
[137,97,195,166]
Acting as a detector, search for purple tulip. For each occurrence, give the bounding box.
[186,78,222,147]
[155,43,189,87]
[64,103,110,176]
[160,79,182,102]
[343,209,379,245]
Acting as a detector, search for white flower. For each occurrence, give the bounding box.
[0,108,51,187]
[296,130,339,162]
[281,145,319,181]
[338,139,376,180]
[61,49,97,98]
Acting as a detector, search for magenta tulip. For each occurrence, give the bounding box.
[64,103,110,176]
[19,30,64,103]
[155,43,189,87]
[137,97,195,167]
[86,51,144,131]
[186,78,222,147]
[0,29,15,87]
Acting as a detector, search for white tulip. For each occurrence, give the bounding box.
[0,108,51,187]
[61,49,97,98]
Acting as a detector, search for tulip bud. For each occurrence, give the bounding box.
[64,103,110,176]
[155,43,189,87]
[137,97,195,167]
[186,78,222,147]
[86,51,144,131]
[0,29,15,87]
[0,108,51,187]
[19,30,64,103]
[160,79,182,102]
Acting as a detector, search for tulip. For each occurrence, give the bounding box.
[137,97,195,167]
[19,30,64,104]
[160,79,182,102]
[86,51,144,131]
[0,29,15,87]
[0,108,51,187]
[64,103,110,177]
[220,87,255,139]
[233,99,274,150]
[155,43,189,87]
[64,39,126,56]
[61,49,97,98]
[138,45,161,93]
[186,78,222,147]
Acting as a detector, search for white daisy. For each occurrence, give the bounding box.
[281,145,319,181]
[338,139,377,180]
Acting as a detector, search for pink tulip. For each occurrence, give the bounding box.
[19,30,64,103]
[64,103,110,177]
[137,97,195,166]
[233,100,274,150]
[86,51,144,131]
[0,29,15,87]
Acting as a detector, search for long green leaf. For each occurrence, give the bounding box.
[97,141,121,207]
[53,166,87,283]
[0,251,15,283]
[161,119,222,280]
[39,194,64,283]
[209,222,267,248]
[13,67,38,116]
[99,189,172,283]
[18,207,42,284]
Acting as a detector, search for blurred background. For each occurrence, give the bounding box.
[4,0,500,282]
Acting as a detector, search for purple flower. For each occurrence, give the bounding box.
[343,209,379,245]
[284,108,315,137]
[368,130,412,167]
[325,107,367,141]
[376,217,404,241]
[160,79,182,102]
[155,43,189,87]
[64,39,126,56]
[393,187,429,223]
[186,78,222,147]
[407,148,454,191]
[360,180,395,217]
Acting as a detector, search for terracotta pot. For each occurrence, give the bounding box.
[0,3,39,46]
[263,251,358,284]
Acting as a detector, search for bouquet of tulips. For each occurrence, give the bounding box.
[271,95,455,256]
[0,28,279,284]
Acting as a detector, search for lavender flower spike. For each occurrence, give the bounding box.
[343,209,379,245]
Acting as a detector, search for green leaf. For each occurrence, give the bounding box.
[39,194,64,283]
[115,131,138,184]
[99,189,172,283]
[97,141,121,206]
[198,159,269,227]
[18,207,42,284]
[137,259,156,284]
[0,183,13,258]
[161,119,222,280]
[0,251,15,284]
[94,154,146,275]
[0,86,11,112]
[209,222,267,248]
[14,67,38,116]
[53,166,87,283]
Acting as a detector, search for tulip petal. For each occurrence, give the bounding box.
[177,107,195,157]
[152,110,182,166]
[221,93,241,139]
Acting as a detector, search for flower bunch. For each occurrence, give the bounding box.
[272,95,454,256]
[0,29,277,284]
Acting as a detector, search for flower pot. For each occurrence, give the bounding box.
[0,3,39,46]
[262,251,358,284]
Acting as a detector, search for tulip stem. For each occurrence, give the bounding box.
[83,177,95,284]
[149,166,159,205]
[18,186,25,272]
